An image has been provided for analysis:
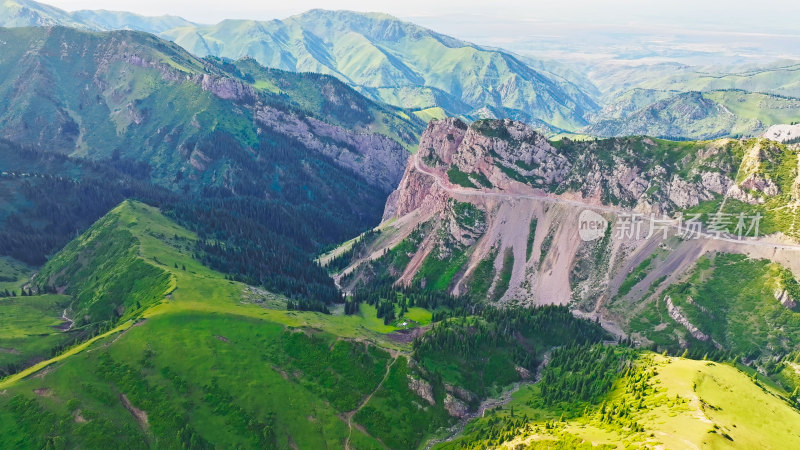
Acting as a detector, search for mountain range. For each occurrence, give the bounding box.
[0,1,598,132]
[2,120,800,447]
[3,0,799,140]
[585,89,800,140]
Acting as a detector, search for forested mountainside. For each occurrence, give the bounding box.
[0,25,427,309]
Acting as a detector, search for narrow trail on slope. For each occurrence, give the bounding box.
[344,355,399,450]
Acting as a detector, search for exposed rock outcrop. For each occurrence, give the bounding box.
[775,289,797,309]
[255,105,408,193]
[383,158,448,220]
[515,366,532,380]
[667,177,717,208]
[200,73,256,102]
[443,393,470,419]
[763,123,800,143]
[408,375,435,406]
[418,118,467,166]
[665,295,710,342]
[444,384,476,403]
[740,173,780,197]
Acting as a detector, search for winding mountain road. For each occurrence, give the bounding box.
[411,153,800,253]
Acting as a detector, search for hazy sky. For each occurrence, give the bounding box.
[41,0,800,33]
[40,0,800,63]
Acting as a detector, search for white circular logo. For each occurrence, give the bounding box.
[578,210,607,242]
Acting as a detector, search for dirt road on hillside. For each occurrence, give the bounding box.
[412,153,800,253]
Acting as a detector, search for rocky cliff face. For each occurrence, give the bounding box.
[340,118,800,344]
[393,118,787,217]
[0,26,413,195]
[199,73,256,102]
[256,106,408,193]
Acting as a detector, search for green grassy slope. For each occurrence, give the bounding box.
[0,201,455,448]
[0,200,627,449]
[35,201,174,329]
[441,352,800,449]
[3,200,800,449]
[0,294,73,376]
[628,253,800,364]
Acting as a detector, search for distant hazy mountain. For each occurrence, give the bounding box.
[2,0,799,140]
[157,10,598,131]
[637,61,800,99]
[0,0,196,33]
[0,0,86,28]
[71,9,195,34]
[584,90,800,140]
[0,2,598,132]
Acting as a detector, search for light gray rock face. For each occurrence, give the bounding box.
[200,74,256,102]
[408,375,435,406]
[443,393,470,418]
[740,173,780,197]
[456,119,571,186]
[763,124,800,143]
[254,105,408,193]
[665,296,710,342]
[775,289,798,309]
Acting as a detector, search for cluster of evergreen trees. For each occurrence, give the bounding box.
[0,287,41,297]
[538,344,631,408]
[322,228,381,273]
[349,284,474,324]
[0,140,174,266]
[413,305,609,374]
